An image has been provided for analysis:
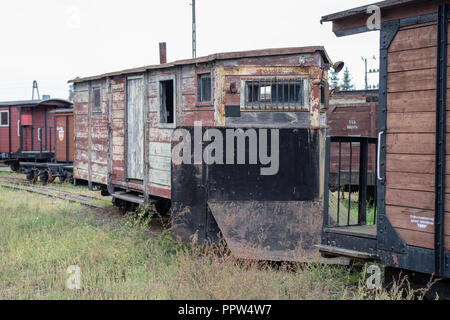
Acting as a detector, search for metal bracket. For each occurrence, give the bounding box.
[380,20,400,50]
[377,215,407,254]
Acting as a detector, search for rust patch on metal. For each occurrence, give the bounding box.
[392,253,400,267]
[208,200,323,262]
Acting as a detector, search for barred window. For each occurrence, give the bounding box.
[243,78,309,111]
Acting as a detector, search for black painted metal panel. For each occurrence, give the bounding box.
[171,126,324,251]
[207,128,321,202]
[225,105,240,118]
[435,4,448,277]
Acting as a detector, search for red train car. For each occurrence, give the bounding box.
[0,99,73,168]
[327,90,378,188]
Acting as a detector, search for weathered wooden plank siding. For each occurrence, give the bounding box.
[384,21,449,250]
[110,78,126,184]
[127,77,145,180]
[89,80,109,184]
[147,69,178,196]
[386,25,437,247]
[73,83,89,179]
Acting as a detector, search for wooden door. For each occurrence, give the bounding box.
[127,77,145,180]
[384,21,439,249]
[380,15,450,257]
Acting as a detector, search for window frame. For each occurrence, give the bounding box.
[157,75,177,129]
[92,86,102,112]
[196,71,213,107]
[0,110,9,127]
[320,82,326,108]
[240,76,310,111]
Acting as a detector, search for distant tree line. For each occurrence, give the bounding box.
[329,67,355,91]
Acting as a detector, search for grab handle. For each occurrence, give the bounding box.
[38,128,41,141]
[377,131,384,182]
[17,120,20,136]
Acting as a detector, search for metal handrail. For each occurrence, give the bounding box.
[377,131,384,182]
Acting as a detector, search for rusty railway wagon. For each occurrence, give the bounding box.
[70,45,344,261]
[328,90,378,190]
[321,0,450,295]
[0,98,74,180]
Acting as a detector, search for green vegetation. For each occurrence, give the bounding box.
[340,67,355,91]
[0,186,426,300]
[328,191,376,226]
[338,192,376,226]
[329,70,340,90]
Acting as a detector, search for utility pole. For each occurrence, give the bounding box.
[192,0,197,59]
[362,56,378,90]
[362,57,368,90]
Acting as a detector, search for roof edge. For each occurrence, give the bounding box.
[321,0,426,23]
[0,98,72,107]
[69,46,331,84]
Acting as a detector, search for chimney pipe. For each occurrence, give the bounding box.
[159,42,167,64]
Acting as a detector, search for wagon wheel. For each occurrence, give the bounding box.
[10,162,20,172]
[47,170,56,184]
[58,172,67,184]
[68,173,74,185]
[31,170,38,185]
[26,171,35,182]
[39,171,49,185]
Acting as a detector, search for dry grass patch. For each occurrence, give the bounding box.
[0,187,425,300]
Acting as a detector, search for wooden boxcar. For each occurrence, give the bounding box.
[70,46,340,261]
[328,90,378,188]
[0,99,73,171]
[321,0,450,291]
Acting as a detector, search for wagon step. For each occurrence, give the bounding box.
[316,244,379,261]
[112,191,155,205]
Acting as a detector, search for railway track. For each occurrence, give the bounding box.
[0,176,110,209]
[0,176,105,198]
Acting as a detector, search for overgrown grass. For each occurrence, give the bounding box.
[0,187,424,300]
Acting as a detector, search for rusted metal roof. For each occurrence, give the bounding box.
[320,0,426,23]
[0,99,73,108]
[69,46,331,84]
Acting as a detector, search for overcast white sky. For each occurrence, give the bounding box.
[0,0,380,101]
